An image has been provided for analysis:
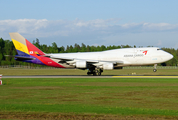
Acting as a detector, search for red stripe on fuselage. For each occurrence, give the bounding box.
[26,39,65,68]
[37,56,65,68]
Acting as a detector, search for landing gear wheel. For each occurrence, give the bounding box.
[95,69,102,76]
[153,69,157,72]
[98,72,101,76]
[87,68,103,76]
[93,72,96,76]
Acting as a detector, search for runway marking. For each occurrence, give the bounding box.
[112,76,178,78]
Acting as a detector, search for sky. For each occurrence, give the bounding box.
[0,0,178,48]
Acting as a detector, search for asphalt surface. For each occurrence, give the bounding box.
[2,75,178,78]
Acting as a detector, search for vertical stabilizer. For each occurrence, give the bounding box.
[9,33,45,56]
[9,32,65,68]
[9,33,29,56]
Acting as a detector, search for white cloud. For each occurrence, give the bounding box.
[0,19,48,32]
[0,19,178,48]
[143,23,178,31]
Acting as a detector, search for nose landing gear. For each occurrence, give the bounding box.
[153,64,157,72]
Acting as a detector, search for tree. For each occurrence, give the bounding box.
[52,42,58,53]
[73,43,80,52]
[33,38,40,49]
[0,38,5,52]
[86,45,90,52]
[41,44,48,53]
[81,43,86,52]
[101,45,106,51]
[59,46,65,53]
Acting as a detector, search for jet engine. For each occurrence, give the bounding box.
[76,61,87,68]
[103,63,114,70]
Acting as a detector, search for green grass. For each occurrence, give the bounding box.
[1,78,178,119]
[0,68,178,75]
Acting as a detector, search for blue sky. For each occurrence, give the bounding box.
[0,0,178,48]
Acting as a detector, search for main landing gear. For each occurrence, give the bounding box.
[87,67,103,76]
[153,64,157,72]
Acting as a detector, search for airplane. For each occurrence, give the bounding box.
[8,32,173,76]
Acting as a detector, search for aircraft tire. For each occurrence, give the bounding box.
[93,72,96,76]
[153,69,157,72]
[98,72,101,76]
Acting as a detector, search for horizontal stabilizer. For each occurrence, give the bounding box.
[6,55,35,61]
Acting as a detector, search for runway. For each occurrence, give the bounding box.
[2,75,178,78]
[113,76,178,78]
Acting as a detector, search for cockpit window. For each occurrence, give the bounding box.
[157,48,162,50]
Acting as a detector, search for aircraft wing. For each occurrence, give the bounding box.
[44,54,74,61]
[44,54,123,65]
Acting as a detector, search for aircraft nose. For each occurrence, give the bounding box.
[169,54,173,60]
[160,51,173,62]
[166,53,173,60]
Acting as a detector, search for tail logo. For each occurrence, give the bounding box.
[29,51,40,55]
[29,51,33,54]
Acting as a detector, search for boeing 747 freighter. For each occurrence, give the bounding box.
[9,33,173,76]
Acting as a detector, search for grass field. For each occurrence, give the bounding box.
[1,78,178,119]
[0,67,178,76]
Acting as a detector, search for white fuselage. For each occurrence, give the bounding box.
[49,47,173,68]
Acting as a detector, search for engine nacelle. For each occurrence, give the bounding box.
[76,61,87,68]
[103,63,114,70]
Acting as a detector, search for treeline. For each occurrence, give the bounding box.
[0,38,177,67]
